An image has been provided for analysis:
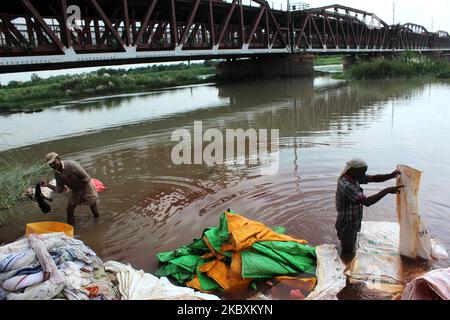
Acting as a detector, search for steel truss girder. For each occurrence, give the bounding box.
[0,1,449,67]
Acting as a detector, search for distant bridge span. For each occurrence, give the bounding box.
[1,0,450,73]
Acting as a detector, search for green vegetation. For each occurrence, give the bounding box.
[336,53,450,80]
[0,62,217,112]
[314,55,344,66]
[0,148,50,221]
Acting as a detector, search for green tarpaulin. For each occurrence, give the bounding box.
[155,210,317,292]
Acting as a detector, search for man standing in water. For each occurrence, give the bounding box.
[42,152,99,226]
[336,159,403,255]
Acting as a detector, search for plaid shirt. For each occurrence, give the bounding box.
[335,175,367,238]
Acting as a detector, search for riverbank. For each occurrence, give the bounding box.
[3,54,449,114]
[335,54,450,80]
[0,57,345,114]
[0,63,216,113]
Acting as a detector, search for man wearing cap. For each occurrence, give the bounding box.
[336,159,403,255]
[42,152,99,226]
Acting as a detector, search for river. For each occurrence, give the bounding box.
[1,76,449,299]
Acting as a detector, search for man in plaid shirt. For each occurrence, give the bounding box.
[336,159,403,254]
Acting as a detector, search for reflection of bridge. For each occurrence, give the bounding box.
[1,0,450,72]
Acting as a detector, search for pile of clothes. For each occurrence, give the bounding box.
[0,233,119,300]
[0,232,222,300]
[155,210,346,299]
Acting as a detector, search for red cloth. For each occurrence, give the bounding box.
[91,179,107,193]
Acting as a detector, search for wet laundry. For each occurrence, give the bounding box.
[23,178,107,213]
[104,261,219,300]
[35,183,52,214]
[24,180,56,201]
[156,210,316,294]
[0,233,119,300]
[156,210,346,299]
[3,271,45,292]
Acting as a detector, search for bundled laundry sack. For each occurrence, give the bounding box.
[396,165,433,260]
[104,261,220,300]
[156,210,346,300]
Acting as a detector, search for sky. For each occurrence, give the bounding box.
[1,0,448,84]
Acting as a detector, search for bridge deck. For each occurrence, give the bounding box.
[1,1,449,72]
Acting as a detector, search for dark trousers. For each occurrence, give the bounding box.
[340,230,358,254]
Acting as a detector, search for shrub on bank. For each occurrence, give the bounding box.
[345,54,450,80]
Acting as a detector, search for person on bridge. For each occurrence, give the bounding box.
[41,152,99,226]
[335,159,403,255]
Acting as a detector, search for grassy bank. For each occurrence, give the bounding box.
[314,55,344,66]
[0,62,217,112]
[336,53,450,80]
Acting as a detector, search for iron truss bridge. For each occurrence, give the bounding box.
[0,0,449,72]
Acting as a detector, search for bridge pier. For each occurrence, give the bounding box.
[216,54,314,80]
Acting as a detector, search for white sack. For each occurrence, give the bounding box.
[104,261,220,300]
[306,244,347,300]
[397,165,433,260]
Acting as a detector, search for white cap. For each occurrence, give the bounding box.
[341,158,368,176]
[45,152,59,165]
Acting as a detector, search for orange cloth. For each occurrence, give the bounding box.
[186,276,204,292]
[199,258,252,293]
[223,211,308,252]
[189,211,311,294]
[274,276,317,289]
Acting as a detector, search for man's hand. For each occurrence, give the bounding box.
[390,170,401,179]
[385,186,405,195]
[361,185,404,207]
[366,170,402,184]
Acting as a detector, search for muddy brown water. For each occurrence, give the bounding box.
[1,77,450,299]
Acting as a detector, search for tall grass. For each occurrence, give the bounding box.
[0,146,50,223]
[342,53,450,80]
